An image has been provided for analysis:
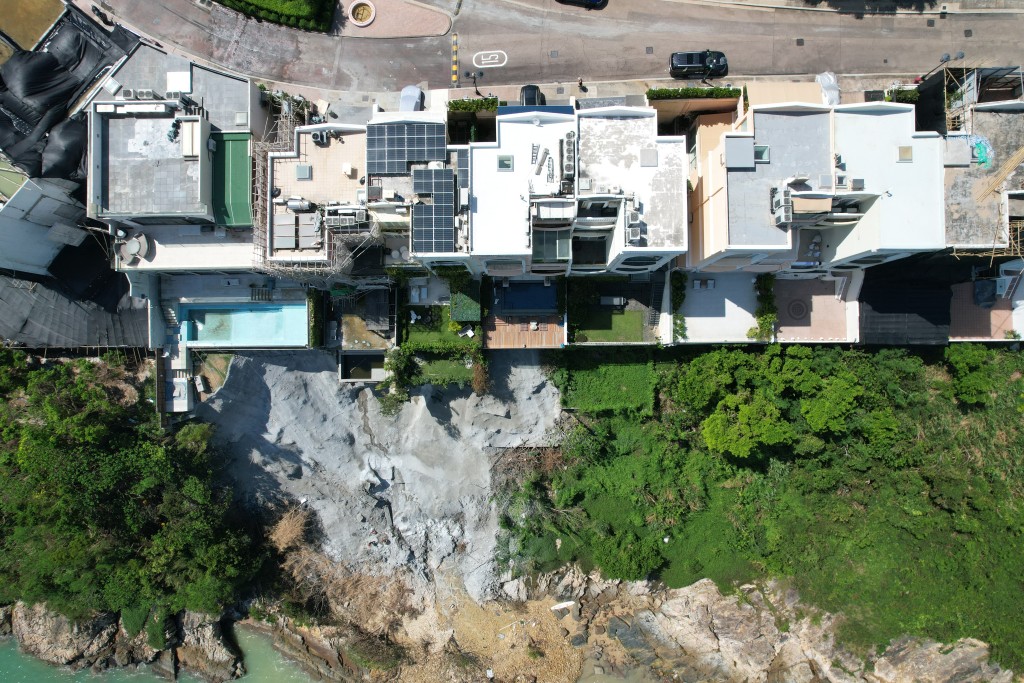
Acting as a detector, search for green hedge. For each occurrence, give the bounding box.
[647,87,741,101]
[215,0,333,32]
[886,88,920,104]
[448,97,499,113]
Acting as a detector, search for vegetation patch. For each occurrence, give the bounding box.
[574,309,646,344]
[885,87,920,104]
[0,349,262,622]
[647,87,742,101]
[507,345,1024,670]
[447,97,499,112]
[549,348,657,415]
[215,0,334,32]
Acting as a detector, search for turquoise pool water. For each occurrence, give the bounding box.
[0,625,310,682]
[181,302,308,348]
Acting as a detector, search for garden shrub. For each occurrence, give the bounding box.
[647,87,742,101]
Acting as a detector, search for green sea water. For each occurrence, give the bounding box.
[0,625,312,683]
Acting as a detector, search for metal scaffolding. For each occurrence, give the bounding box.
[250,103,388,289]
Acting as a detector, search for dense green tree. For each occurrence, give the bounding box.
[0,353,261,619]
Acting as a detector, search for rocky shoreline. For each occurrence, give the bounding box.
[0,569,1014,683]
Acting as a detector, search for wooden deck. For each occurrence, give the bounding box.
[484,315,565,349]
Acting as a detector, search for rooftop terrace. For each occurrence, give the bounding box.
[102,115,205,216]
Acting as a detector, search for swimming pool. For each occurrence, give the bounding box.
[181,302,309,348]
[500,282,558,313]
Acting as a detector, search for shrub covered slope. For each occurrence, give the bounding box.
[0,351,260,626]
[508,344,1024,668]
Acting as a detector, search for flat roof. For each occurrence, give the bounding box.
[727,109,831,247]
[212,132,252,226]
[103,116,203,215]
[945,109,1024,247]
[578,110,687,249]
[471,112,575,256]
[118,226,253,271]
[110,45,251,132]
[833,106,944,251]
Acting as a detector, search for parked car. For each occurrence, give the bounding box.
[519,84,546,106]
[399,85,424,111]
[669,50,728,79]
[555,0,607,8]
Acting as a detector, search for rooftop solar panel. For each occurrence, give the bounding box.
[366,121,447,176]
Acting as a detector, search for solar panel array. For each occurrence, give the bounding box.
[456,149,469,190]
[366,122,446,175]
[412,168,455,253]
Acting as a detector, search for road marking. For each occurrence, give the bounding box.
[473,50,508,69]
[451,33,459,85]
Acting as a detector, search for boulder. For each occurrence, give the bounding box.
[0,604,12,636]
[11,602,120,669]
[174,612,244,682]
[868,636,1013,683]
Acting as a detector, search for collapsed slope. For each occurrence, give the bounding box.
[198,350,561,601]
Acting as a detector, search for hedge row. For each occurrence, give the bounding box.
[886,88,920,104]
[647,87,742,101]
[448,97,499,113]
[215,0,333,32]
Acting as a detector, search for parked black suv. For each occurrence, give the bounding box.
[519,84,546,106]
[555,0,607,8]
[670,50,728,79]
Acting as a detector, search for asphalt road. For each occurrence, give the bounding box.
[92,0,1023,91]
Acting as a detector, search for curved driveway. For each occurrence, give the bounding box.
[87,0,1024,91]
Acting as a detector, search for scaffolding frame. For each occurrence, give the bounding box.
[250,104,389,289]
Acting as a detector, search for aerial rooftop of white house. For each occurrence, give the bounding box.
[832,104,944,252]
[470,111,576,256]
[726,106,832,248]
[577,108,687,250]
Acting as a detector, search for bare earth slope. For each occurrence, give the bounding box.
[198,350,560,602]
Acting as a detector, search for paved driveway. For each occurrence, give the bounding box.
[85,0,1024,91]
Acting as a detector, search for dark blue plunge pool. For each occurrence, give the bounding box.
[500,281,558,314]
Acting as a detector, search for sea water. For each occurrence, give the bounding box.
[0,625,311,683]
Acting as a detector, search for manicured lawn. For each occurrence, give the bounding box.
[405,306,465,346]
[575,309,646,343]
[414,357,473,387]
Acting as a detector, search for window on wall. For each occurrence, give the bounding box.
[897,145,913,162]
[497,155,514,171]
[754,145,770,163]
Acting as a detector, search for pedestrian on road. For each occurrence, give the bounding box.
[578,77,584,89]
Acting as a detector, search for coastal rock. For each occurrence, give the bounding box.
[10,602,119,669]
[174,611,244,682]
[867,636,1013,683]
[248,618,361,682]
[112,621,161,668]
[0,604,11,636]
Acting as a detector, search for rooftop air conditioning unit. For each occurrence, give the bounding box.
[628,211,641,224]
[772,188,792,212]
[137,89,155,100]
[818,174,833,190]
[566,131,576,140]
[355,210,367,222]
[166,90,182,102]
[791,171,810,183]
[562,161,575,178]
[627,226,643,243]
[117,88,136,100]
[835,174,848,189]
[774,206,793,226]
